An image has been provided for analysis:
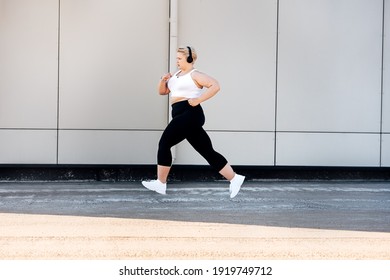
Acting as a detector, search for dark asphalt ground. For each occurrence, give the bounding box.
[0,180,389,232]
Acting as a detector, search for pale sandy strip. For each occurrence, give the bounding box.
[1,213,389,260]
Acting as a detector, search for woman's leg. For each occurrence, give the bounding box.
[186,125,245,198]
[186,126,228,174]
[142,119,183,194]
[157,165,171,184]
[218,163,235,181]
[156,110,191,181]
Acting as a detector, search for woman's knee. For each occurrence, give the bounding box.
[157,146,172,166]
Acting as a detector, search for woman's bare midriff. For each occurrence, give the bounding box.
[171,97,190,104]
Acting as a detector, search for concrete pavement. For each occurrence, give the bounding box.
[0,180,389,259]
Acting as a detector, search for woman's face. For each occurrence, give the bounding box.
[176,52,188,69]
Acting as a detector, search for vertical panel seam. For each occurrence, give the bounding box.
[274,0,280,166]
[380,0,386,166]
[56,0,61,164]
[168,0,171,125]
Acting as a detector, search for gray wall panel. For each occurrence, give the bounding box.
[277,0,383,133]
[0,0,58,128]
[58,130,160,164]
[0,130,57,164]
[59,0,169,130]
[276,132,380,166]
[382,134,390,166]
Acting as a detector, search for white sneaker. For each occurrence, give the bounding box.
[142,180,167,195]
[229,174,245,198]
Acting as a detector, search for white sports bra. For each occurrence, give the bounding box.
[168,69,203,99]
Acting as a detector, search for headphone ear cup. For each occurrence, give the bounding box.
[186,46,193,63]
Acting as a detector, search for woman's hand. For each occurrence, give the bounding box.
[191,71,220,104]
[158,73,172,95]
[188,98,200,107]
[161,73,172,82]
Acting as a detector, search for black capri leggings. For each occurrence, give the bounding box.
[158,100,228,172]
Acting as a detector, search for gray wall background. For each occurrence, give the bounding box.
[0,0,389,167]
